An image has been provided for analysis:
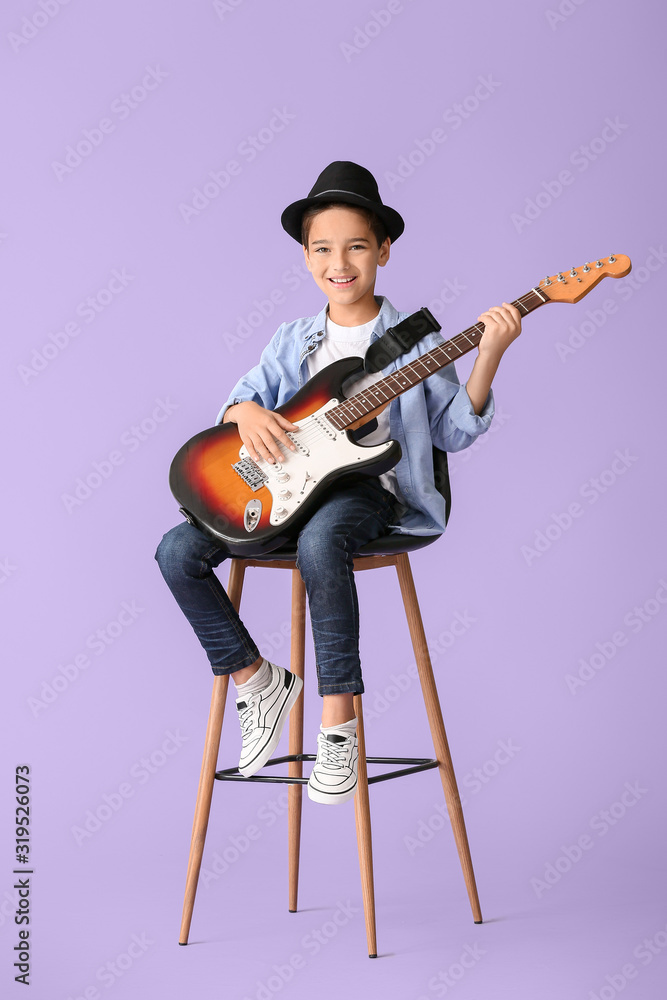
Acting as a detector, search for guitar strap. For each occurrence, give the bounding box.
[363,305,442,374]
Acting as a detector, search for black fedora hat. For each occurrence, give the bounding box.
[281,160,405,245]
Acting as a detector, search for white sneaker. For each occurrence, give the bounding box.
[235,663,303,777]
[307,729,358,804]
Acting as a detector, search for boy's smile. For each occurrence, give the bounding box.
[303,205,390,325]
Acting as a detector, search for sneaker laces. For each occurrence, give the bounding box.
[237,694,260,743]
[317,733,352,769]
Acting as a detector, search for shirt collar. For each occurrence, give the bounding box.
[306,294,400,342]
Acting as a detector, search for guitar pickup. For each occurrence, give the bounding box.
[286,431,309,456]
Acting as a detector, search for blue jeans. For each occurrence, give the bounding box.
[155,477,398,696]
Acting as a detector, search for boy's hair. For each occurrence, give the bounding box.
[301,201,389,250]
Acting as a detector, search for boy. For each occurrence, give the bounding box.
[156,160,521,804]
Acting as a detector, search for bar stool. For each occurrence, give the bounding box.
[178,451,483,956]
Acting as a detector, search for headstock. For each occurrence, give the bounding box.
[539,254,632,303]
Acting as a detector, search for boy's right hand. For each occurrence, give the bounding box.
[223,401,299,465]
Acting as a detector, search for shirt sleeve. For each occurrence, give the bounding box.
[420,334,495,452]
[215,323,286,425]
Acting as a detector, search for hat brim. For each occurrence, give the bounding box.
[281,191,404,245]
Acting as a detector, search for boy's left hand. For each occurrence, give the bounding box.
[477,301,522,360]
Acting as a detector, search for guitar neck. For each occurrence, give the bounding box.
[326,286,552,431]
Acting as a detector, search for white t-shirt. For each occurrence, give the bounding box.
[306,311,402,501]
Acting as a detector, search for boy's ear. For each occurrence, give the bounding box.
[379,236,391,266]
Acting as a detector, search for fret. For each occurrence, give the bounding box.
[368,383,390,400]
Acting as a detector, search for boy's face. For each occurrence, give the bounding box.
[302,205,390,323]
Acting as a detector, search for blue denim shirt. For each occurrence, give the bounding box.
[216,294,494,535]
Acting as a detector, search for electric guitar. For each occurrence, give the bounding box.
[169,255,632,555]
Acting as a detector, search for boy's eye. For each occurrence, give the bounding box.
[314,244,366,253]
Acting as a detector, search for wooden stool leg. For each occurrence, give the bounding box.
[353,694,378,958]
[394,554,483,924]
[179,559,246,944]
[288,568,306,913]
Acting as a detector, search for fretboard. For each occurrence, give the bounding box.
[326,287,551,431]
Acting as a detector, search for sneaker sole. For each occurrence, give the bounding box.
[238,672,303,777]
[307,779,358,805]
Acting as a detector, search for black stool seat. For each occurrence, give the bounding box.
[237,530,442,561]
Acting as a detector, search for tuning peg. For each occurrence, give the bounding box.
[543,276,552,285]
[595,260,603,268]
[583,263,591,272]
[608,254,616,263]
[570,268,577,276]
[557,273,566,283]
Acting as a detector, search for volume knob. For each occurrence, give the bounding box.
[276,472,290,483]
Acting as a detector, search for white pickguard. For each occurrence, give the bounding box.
[237,398,394,529]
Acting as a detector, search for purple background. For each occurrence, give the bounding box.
[3,1,666,997]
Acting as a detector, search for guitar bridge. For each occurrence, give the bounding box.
[232,457,268,492]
